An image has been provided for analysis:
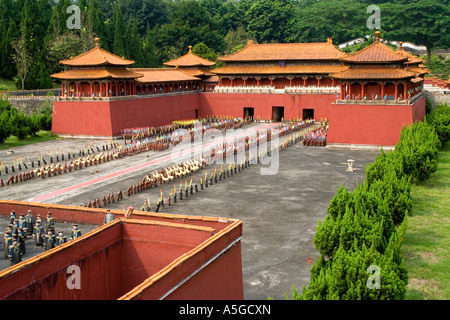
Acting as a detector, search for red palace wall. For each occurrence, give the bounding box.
[52,91,426,146]
[52,93,200,137]
[327,96,426,146]
[199,92,336,121]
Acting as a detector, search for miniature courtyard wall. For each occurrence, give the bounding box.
[0,201,243,300]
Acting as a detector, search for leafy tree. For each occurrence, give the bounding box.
[292,0,367,44]
[192,43,217,62]
[0,18,19,79]
[112,4,126,57]
[224,24,252,54]
[142,25,161,67]
[0,97,12,143]
[381,0,450,64]
[245,0,297,43]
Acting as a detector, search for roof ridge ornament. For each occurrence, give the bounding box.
[95,37,100,49]
[375,31,380,42]
[189,45,192,53]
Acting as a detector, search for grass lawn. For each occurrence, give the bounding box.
[402,140,450,300]
[0,131,60,150]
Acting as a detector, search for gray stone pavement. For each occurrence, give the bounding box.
[0,124,378,300]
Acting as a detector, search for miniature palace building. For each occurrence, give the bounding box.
[51,32,428,147]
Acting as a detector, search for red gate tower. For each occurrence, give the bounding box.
[325,31,429,147]
[51,38,143,98]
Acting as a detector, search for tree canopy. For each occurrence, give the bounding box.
[0,0,448,90]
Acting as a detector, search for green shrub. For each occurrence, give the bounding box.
[396,122,441,182]
[299,234,408,300]
[0,111,11,143]
[426,102,450,144]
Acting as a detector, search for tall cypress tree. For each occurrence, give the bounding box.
[112,4,126,58]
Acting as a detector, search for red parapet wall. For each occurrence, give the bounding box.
[327,96,426,146]
[0,201,243,300]
[51,91,425,146]
[52,93,200,137]
[199,92,336,121]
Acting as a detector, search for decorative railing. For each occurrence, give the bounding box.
[213,86,340,94]
[56,90,201,101]
[214,86,275,94]
[284,86,340,94]
[335,92,425,105]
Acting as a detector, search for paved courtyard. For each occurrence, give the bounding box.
[0,123,378,300]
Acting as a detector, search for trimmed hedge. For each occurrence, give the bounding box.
[295,110,446,300]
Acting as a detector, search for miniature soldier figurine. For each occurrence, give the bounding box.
[8,211,16,225]
[44,230,55,251]
[70,224,82,240]
[33,221,44,248]
[103,209,114,225]
[55,230,67,246]
[17,227,26,256]
[4,231,12,259]
[36,214,42,227]
[45,212,55,234]
[25,210,35,236]
[18,215,27,235]
[8,240,21,266]
[11,219,19,238]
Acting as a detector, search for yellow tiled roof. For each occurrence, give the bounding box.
[51,68,143,80]
[212,65,348,75]
[164,46,216,67]
[130,68,201,83]
[330,67,416,80]
[218,40,347,62]
[60,39,135,67]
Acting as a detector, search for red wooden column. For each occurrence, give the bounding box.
[394,82,398,100]
[340,83,344,99]
[90,82,93,97]
[256,77,260,87]
[381,81,385,99]
[403,81,408,100]
[349,82,352,99]
[361,81,365,99]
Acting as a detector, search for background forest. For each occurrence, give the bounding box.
[0,0,449,90]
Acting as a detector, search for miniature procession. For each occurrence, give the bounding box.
[0,117,377,299]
